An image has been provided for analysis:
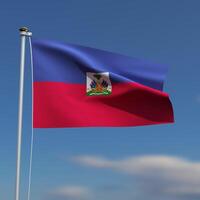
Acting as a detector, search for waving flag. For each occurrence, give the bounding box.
[32,39,174,128]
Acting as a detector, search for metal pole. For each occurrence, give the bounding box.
[15,27,32,200]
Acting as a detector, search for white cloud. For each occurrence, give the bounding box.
[72,155,112,168]
[72,155,200,198]
[51,186,91,199]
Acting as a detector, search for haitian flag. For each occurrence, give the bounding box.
[32,39,174,128]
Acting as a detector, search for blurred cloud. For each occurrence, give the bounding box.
[49,185,91,200]
[72,155,200,199]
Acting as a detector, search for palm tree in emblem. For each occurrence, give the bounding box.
[92,74,108,93]
[93,74,103,92]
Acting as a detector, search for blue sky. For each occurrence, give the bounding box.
[0,0,200,200]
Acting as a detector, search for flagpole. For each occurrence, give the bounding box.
[15,27,32,200]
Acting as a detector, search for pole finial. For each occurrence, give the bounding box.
[19,27,29,32]
[19,27,32,36]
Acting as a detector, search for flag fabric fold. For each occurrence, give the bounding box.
[32,39,174,128]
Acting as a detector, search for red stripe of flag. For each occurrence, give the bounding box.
[33,82,174,128]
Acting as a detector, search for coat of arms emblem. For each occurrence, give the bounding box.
[86,72,112,96]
